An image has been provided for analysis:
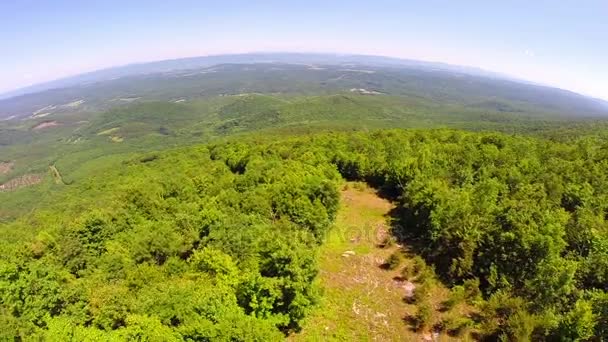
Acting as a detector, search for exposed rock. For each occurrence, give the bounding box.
[341,250,356,258]
[403,281,416,298]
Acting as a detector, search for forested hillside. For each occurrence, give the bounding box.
[2,129,608,340]
[3,90,608,219]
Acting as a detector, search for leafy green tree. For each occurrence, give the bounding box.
[557,300,596,341]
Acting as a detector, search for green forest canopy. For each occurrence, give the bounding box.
[2,129,608,340]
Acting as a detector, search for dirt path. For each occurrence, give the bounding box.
[288,184,414,341]
[291,183,469,341]
[49,165,67,185]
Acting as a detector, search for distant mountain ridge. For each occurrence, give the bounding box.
[0,53,533,100]
[1,53,607,120]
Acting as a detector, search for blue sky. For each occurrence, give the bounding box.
[1,0,606,99]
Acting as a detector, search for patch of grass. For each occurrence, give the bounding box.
[291,183,420,341]
[441,314,477,337]
[384,251,403,270]
[400,266,414,280]
[412,302,433,332]
[442,286,466,311]
[293,183,478,341]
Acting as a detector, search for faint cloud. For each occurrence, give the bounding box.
[524,49,536,57]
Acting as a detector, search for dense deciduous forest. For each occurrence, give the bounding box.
[2,129,608,340]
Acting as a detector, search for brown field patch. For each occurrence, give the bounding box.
[0,174,43,192]
[32,120,60,130]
